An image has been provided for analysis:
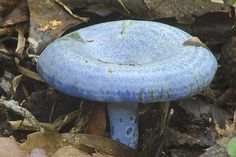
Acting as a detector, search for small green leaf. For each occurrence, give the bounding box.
[231,0,236,4]
[227,137,236,157]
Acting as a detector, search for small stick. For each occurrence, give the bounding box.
[10,120,55,131]
[0,99,43,131]
[155,109,174,157]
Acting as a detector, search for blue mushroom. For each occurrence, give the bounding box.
[37,20,217,149]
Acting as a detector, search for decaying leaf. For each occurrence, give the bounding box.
[52,145,94,157]
[178,98,232,132]
[54,0,113,17]
[54,0,88,20]
[63,133,146,157]
[83,1,114,17]
[20,132,71,156]
[183,36,209,50]
[0,0,29,27]
[20,131,146,157]
[110,0,232,23]
[27,0,86,54]
[15,23,27,54]
[186,12,235,43]
[22,89,81,123]
[55,0,88,9]
[199,133,236,157]
[85,103,106,136]
[165,126,211,146]
[0,136,29,157]
[17,64,44,82]
[12,75,22,94]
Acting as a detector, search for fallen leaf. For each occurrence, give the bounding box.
[0,136,29,157]
[187,12,234,43]
[54,0,88,20]
[52,145,92,157]
[22,89,81,123]
[165,127,204,147]
[63,133,146,157]
[15,23,27,54]
[12,75,22,94]
[29,148,48,157]
[0,0,29,27]
[110,0,232,23]
[55,0,113,17]
[183,36,209,50]
[17,64,44,82]
[20,131,146,157]
[85,103,106,136]
[178,98,232,132]
[20,132,71,156]
[199,132,236,157]
[27,0,86,54]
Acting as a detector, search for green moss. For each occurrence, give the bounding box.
[68,32,86,43]
[227,137,236,157]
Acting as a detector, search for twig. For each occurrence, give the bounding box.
[155,109,174,157]
[49,102,56,123]
[233,109,236,128]
[10,109,80,132]
[0,99,43,131]
[53,109,80,131]
[10,120,55,131]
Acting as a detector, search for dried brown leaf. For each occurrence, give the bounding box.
[0,136,29,157]
[54,0,88,21]
[57,0,113,17]
[20,132,71,156]
[17,64,44,82]
[21,132,146,157]
[183,36,209,50]
[85,103,106,136]
[83,0,114,17]
[52,145,92,157]
[110,0,232,23]
[12,75,22,94]
[199,132,236,157]
[164,127,204,147]
[15,23,27,54]
[63,133,146,157]
[179,98,232,132]
[27,0,85,54]
[0,0,29,27]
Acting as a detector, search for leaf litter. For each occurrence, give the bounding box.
[0,0,236,156]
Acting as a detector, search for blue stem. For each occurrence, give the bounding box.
[107,103,138,149]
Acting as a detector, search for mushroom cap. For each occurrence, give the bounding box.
[37,20,217,103]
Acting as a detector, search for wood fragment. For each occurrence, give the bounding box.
[0,99,43,131]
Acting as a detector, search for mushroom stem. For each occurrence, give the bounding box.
[107,103,138,149]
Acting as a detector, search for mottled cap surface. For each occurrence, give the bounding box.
[37,20,217,103]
